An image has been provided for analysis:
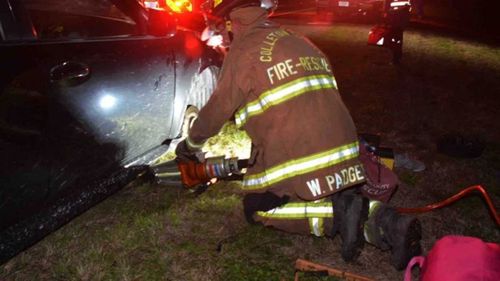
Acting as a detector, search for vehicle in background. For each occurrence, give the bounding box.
[316,0,384,20]
[0,0,221,263]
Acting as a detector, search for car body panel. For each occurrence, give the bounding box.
[0,0,220,263]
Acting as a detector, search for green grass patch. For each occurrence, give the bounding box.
[218,225,295,281]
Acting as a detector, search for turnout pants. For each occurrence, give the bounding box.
[243,146,397,238]
[244,191,384,240]
[253,198,335,237]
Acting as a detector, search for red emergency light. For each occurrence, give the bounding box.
[166,0,193,12]
[143,0,193,12]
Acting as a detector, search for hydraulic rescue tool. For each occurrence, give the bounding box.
[150,156,248,189]
[148,156,499,226]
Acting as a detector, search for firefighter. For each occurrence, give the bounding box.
[176,0,421,270]
[384,0,411,64]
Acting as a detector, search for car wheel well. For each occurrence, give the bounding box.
[181,105,199,139]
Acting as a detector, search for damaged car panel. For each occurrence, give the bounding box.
[0,0,220,263]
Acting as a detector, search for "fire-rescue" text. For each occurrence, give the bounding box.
[266,57,332,84]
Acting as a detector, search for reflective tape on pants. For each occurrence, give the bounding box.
[309,217,325,237]
[256,201,333,219]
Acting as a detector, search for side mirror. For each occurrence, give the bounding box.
[147,9,177,37]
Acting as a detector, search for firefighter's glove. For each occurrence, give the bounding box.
[242,192,290,224]
[175,140,201,163]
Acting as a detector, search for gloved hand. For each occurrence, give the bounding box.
[175,140,200,163]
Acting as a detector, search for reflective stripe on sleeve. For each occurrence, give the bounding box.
[242,141,359,190]
[235,74,338,128]
[186,135,205,150]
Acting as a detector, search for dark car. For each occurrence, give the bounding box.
[0,0,221,263]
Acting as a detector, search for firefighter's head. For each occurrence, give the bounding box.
[201,0,277,50]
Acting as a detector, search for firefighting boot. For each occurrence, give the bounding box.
[331,190,369,262]
[364,202,422,270]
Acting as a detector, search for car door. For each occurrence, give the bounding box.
[22,0,180,196]
[0,0,181,230]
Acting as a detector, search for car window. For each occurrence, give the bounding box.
[21,0,139,39]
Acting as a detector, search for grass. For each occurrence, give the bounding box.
[2,21,500,281]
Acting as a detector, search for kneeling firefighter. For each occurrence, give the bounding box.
[176,0,421,270]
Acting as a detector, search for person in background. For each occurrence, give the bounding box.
[384,0,411,64]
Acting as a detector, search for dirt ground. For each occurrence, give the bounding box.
[2,15,499,281]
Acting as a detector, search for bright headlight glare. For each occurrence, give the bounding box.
[99,94,117,110]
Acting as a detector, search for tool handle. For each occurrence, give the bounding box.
[294,258,375,281]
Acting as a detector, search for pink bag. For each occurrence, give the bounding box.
[404,235,500,281]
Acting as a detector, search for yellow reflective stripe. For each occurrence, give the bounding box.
[368,200,382,218]
[270,201,330,208]
[309,217,326,237]
[243,142,359,190]
[364,200,383,244]
[235,74,337,128]
[186,135,204,150]
[255,201,333,219]
[309,217,318,236]
[256,208,333,219]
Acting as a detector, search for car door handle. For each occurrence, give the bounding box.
[50,61,90,86]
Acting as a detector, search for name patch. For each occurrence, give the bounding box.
[306,164,366,197]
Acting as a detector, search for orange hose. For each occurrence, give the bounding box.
[397,185,500,226]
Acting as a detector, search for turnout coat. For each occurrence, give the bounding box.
[187,7,365,201]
